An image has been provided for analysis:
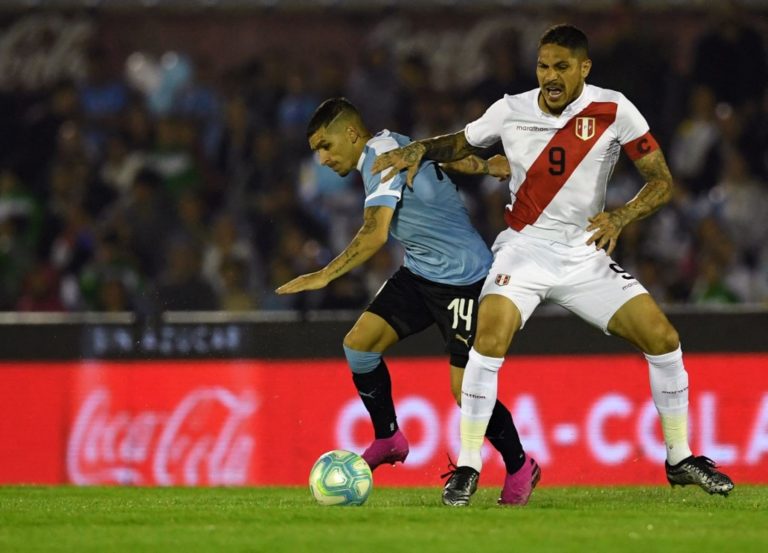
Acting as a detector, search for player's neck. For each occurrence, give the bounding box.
[538,94,573,116]
[353,131,372,159]
[355,139,369,158]
[538,83,586,116]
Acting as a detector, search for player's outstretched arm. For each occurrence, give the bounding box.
[586,149,673,256]
[276,206,394,295]
[441,154,510,181]
[371,130,481,186]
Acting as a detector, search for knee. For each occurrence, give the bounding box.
[343,327,365,351]
[473,332,510,358]
[644,320,680,355]
[473,297,519,357]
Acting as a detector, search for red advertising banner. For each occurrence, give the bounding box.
[0,355,766,487]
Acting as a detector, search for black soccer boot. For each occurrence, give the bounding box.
[665,455,734,496]
[442,465,480,507]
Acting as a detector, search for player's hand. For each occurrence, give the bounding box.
[487,155,511,180]
[371,142,426,188]
[586,210,627,256]
[275,271,329,294]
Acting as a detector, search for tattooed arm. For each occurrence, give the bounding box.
[276,206,394,294]
[371,131,482,186]
[586,149,673,256]
[441,154,511,181]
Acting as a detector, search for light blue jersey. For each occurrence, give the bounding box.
[357,130,492,286]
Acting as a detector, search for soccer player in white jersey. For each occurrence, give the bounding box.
[373,24,734,506]
[277,98,539,505]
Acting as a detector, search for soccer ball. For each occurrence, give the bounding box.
[308,449,373,506]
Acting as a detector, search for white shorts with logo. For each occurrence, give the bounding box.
[480,229,649,333]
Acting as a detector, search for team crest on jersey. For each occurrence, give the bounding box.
[495,274,510,286]
[575,117,596,141]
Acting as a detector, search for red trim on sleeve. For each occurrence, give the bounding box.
[623,132,659,161]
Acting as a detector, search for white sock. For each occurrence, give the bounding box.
[457,348,503,472]
[645,345,693,465]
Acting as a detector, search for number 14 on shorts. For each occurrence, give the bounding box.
[448,298,474,332]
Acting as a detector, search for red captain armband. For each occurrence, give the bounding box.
[623,131,659,161]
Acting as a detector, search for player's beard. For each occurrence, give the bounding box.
[541,85,568,114]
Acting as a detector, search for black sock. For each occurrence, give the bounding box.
[486,400,525,474]
[352,359,398,439]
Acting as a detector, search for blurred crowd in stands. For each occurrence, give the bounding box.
[0,5,767,314]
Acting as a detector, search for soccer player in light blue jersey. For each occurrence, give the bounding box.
[277,97,540,505]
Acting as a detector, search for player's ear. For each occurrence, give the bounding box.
[581,58,592,79]
[346,125,360,144]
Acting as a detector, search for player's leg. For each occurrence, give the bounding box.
[451,361,525,475]
[449,364,540,505]
[608,294,734,495]
[349,268,434,470]
[607,293,679,354]
[458,293,521,467]
[344,312,409,470]
[432,274,537,505]
[607,295,691,461]
[434,279,523,457]
[343,311,400,438]
[444,232,547,506]
[441,295,521,505]
[556,250,733,495]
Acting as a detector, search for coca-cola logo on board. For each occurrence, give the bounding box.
[66,387,258,486]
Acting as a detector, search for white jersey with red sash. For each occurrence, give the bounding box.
[465,84,659,247]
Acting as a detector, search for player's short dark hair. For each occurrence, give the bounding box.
[539,24,589,57]
[306,97,360,138]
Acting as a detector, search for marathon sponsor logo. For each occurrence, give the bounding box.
[516,125,551,132]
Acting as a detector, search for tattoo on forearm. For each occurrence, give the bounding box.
[404,146,423,166]
[481,158,489,174]
[459,156,486,174]
[419,131,480,162]
[326,207,382,279]
[619,151,673,225]
[326,244,361,280]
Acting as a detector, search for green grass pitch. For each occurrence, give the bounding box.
[1,485,766,552]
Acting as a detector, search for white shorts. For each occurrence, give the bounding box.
[480,229,649,333]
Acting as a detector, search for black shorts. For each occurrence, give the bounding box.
[366,267,483,368]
